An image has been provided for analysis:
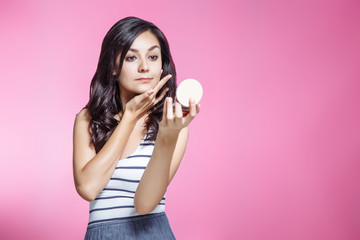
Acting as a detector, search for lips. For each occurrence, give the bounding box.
[136,78,152,82]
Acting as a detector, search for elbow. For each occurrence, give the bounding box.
[75,184,98,202]
[134,198,156,215]
[135,206,153,215]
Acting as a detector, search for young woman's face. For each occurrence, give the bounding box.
[116,30,162,100]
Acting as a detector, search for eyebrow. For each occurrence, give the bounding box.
[129,45,160,53]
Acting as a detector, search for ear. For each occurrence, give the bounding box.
[113,53,121,75]
[113,62,119,75]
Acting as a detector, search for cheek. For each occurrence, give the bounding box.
[118,72,132,87]
[119,65,134,81]
[154,63,162,78]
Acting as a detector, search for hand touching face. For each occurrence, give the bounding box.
[123,74,172,120]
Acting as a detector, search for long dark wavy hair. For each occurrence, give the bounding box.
[86,17,176,153]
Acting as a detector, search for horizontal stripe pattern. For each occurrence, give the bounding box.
[88,138,166,226]
[116,166,146,169]
[140,142,155,146]
[126,154,152,159]
[110,177,140,183]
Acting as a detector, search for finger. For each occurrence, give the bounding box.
[189,98,197,117]
[145,89,156,104]
[134,89,154,103]
[184,98,197,125]
[175,101,183,119]
[162,97,168,123]
[196,103,201,114]
[153,74,172,95]
[154,87,169,105]
[166,97,174,120]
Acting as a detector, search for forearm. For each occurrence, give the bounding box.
[133,96,199,213]
[77,112,137,200]
[134,130,179,214]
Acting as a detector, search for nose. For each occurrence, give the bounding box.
[138,58,149,73]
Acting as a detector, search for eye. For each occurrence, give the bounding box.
[149,55,158,61]
[125,56,136,62]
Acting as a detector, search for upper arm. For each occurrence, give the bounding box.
[168,126,189,182]
[72,108,96,188]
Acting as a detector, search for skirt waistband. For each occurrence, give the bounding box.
[87,212,166,229]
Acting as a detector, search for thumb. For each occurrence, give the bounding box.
[136,89,154,101]
[147,89,154,95]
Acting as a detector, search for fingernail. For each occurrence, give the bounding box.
[169,74,172,78]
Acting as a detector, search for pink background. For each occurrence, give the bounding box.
[1,0,359,239]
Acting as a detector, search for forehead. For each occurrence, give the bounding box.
[129,30,161,51]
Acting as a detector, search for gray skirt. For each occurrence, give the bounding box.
[84,212,176,240]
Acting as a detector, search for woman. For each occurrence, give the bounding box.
[73,17,200,239]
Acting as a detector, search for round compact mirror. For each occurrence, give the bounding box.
[176,78,203,107]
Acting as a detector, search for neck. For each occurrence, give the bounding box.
[120,93,136,110]
[117,83,150,127]
[118,83,136,115]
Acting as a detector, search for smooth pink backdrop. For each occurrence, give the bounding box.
[1,0,359,239]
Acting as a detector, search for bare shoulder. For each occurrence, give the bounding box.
[75,108,91,123]
[73,108,96,180]
[73,108,92,138]
[73,108,95,151]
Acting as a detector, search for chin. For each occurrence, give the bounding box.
[135,86,153,94]
[142,83,158,92]
[130,81,158,95]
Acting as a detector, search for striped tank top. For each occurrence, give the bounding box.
[88,137,166,226]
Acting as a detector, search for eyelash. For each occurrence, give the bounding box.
[125,56,136,62]
[149,55,158,61]
[125,55,159,62]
